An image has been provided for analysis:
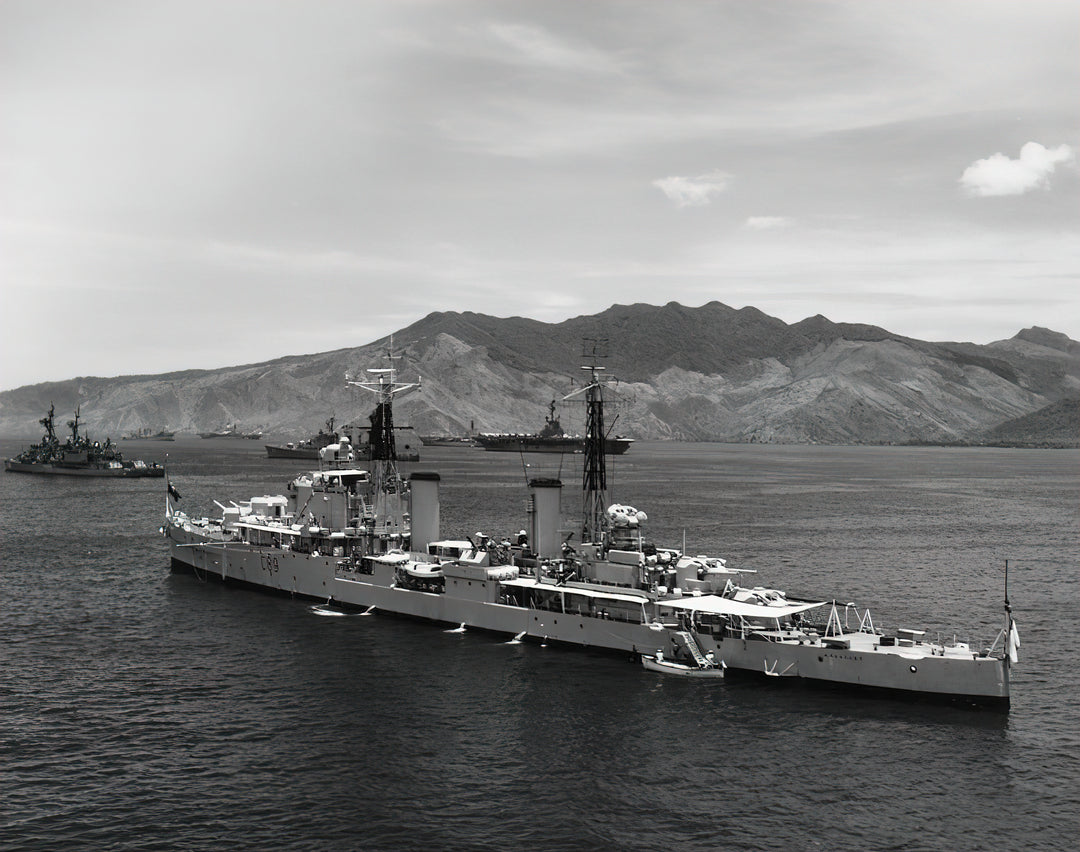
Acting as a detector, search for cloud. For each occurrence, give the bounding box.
[652,170,731,207]
[483,22,620,74]
[959,142,1075,197]
[745,216,791,229]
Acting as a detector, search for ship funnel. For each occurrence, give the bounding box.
[409,472,441,552]
[528,478,562,559]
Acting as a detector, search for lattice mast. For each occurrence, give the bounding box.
[346,346,421,544]
[567,339,612,546]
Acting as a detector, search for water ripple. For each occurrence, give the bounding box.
[2,443,1077,851]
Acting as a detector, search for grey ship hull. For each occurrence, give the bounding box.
[164,357,1010,709]
[6,459,164,477]
[264,444,320,459]
[165,527,1009,707]
[475,435,632,454]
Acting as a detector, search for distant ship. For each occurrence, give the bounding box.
[474,399,633,455]
[123,427,175,441]
[266,417,422,461]
[350,422,421,462]
[419,435,476,447]
[5,405,165,478]
[199,424,263,439]
[265,418,340,459]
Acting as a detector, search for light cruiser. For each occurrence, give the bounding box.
[164,356,1017,707]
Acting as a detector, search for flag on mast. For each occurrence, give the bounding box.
[1006,620,1021,663]
[165,471,180,518]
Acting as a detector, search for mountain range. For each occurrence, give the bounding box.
[1,302,1077,446]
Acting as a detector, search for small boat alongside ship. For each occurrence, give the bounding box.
[6,406,165,477]
[163,357,1017,707]
[475,399,633,455]
[642,649,725,678]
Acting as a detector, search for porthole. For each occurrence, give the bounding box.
[909,665,918,673]
[818,656,824,663]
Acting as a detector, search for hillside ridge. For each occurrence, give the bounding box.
[1,304,1077,446]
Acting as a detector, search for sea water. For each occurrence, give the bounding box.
[2,439,1077,851]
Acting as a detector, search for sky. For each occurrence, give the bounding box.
[1,0,1077,390]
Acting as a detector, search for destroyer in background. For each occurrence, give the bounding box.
[475,399,633,455]
[266,416,421,462]
[265,417,340,459]
[199,424,263,439]
[123,427,175,441]
[164,352,1017,707]
[6,406,165,477]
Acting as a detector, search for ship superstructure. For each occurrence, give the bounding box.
[6,405,165,477]
[474,398,633,455]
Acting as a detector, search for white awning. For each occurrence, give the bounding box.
[500,578,651,606]
[234,521,306,536]
[320,469,369,479]
[657,596,826,619]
